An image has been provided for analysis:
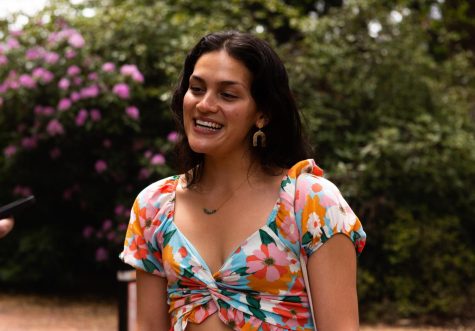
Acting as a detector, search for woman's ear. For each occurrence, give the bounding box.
[256,113,269,128]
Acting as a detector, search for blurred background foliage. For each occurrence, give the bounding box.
[0,0,474,324]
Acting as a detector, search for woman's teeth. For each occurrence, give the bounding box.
[195,119,223,131]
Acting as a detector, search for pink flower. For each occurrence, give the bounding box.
[13,185,32,197]
[246,243,289,282]
[88,72,98,81]
[103,139,112,148]
[120,64,144,83]
[0,55,7,65]
[4,145,17,157]
[167,131,179,143]
[75,109,88,126]
[67,65,81,76]
[58,98,72,111]
[50,147,61,159]
[21,137,38,149]
[65,48,76,59]
[68,32,85,48]
[102,62,115,72]
[46,119,65,136]
[73,77,83,86]
[43,107,54,116]
[102,219,113,231]
[26,47,44,60]
[90,109,101,121]
[150,154,165,165]
[80,85,100,98]
[125,106,140,120]
[114,204,125,216]
[58,78,70,90]
[112,83,130,99]
[138,168,150,180]
[70,92,81,102]
[19,74,36,89]
[95,247,109,262]
[82,226,94,238]
[7,38,20,49]
[44,52,59,64]
[95,160,107,173]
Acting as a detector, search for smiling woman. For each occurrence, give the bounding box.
[120,31,366,331]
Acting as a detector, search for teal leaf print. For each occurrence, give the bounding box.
[221,289,236,298]
[163,229,176,247]
[246,296,261,309]
[282,296,302,303]
[259,229,275,245]
[218,298,231,309]
[235,267,248,276]
[146,242,157,253]
[249,306,267,321]
[183,268,194,279]
[142,259,156,273]
[281,176,291,190]
[302,231,313,245]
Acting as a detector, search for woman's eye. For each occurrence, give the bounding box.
[221,92,237,100]
[190,86,204,93]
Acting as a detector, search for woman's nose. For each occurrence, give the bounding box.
[196,92,219,113]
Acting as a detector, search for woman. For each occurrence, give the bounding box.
[0,217,14,238]
[121,31,366,331]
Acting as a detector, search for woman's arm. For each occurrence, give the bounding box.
[307,234,359,331]
[136,269,170,331]
[0,217,14,238]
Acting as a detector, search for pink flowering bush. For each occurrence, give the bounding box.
[0,18,177,281]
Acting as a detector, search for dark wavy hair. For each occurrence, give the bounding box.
[171,31,312,185]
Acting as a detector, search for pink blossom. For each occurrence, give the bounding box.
[120,64,144,83]
[138,168,150,180]
[58,98,72,111]
[0,97,3,107]
[68,33,85,48]
[19,74,36,89]
[41,70,54,83]
[0,55,7,65]
[88,72,98,81]
[118,223,127,232]
[58,78,70,90]
[67,65,81,76]
[26,47,44,60]
[144,150,152,159]
[82,226,94,239]
[43,106,55,116]
[4,145,17,157]
[46,119,65,136]
[50,147,61,159]
[114,204,125,216]
[70,92,81,102]
[7,38,20,49]
[167,131,179,143]
[106,232,116,241]
[21,137,38,149]
[44,52,59,64]
[102,219,113,231]
[101,62,115,72]
[125,106,139,120]
[80,85,99,98]
[95,160,107,173]
[95,247,109,262]
[65,48,76,59]
[10,29,23,37]
[246,243,289,282]
[150,154,165,165]
[75,109,88,126]
[73,77,83,86]
[112,83,130,99]
[90,109,101,121]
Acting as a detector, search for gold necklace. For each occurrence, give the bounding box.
[202,178,248,215]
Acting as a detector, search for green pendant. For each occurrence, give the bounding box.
[203,208,217,215]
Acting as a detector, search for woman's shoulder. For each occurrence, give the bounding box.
[135,174,180,208]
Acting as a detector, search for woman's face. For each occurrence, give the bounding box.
[183,50,263,159]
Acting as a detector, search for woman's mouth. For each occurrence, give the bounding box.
[194,119,223,131]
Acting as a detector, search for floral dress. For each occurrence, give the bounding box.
[120,159,366,330]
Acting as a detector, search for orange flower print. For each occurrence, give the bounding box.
[129,235,148,259]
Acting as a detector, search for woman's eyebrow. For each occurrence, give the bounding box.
[189,74,244,87]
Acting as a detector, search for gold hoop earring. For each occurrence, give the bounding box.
[253,126,266,147]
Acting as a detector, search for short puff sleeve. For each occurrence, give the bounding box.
[120,177,177,277]
[295,173,366,258]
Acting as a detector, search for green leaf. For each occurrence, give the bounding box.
[218,298,231,309]
[282,296,301,303]
[163,229,176,247]
[235,267,248,275]
[142,259,157,273]
[269,220,278,234]
[249,306,266,321]
[246,295,261,309]
[259,229,275,245]
[302,231,313,245]
[183,268,194,279]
